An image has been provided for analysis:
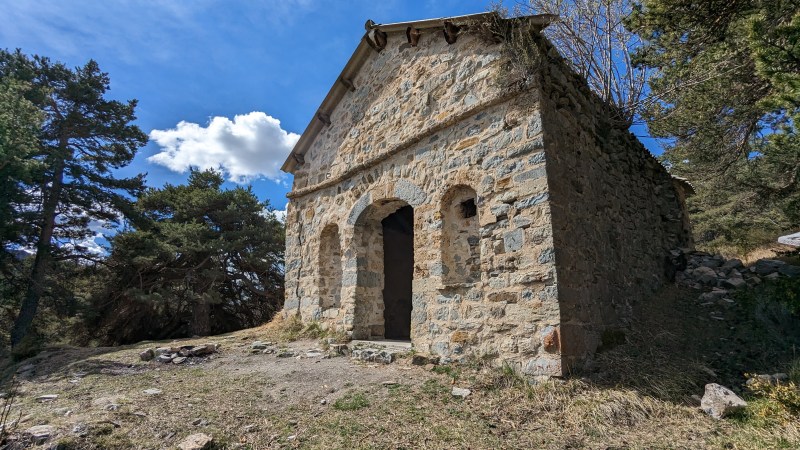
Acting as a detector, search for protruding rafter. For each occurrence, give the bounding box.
[338,77,356,92]
[316,111,331,126]
[406,27,422,46]
[443,21,461,44]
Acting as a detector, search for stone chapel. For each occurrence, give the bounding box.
[280,12,693,376]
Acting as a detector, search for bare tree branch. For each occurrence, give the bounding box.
[513,0,647,125]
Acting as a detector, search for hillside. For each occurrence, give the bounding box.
[1,261,800,449]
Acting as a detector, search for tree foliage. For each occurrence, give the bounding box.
[0,78,41,259]
[503,0,648,125]
[88,170,285,344]
[630,0,800,249]
[0,49,147,346]
[0,50,286,351]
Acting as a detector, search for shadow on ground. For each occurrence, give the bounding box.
[587,282,800,403]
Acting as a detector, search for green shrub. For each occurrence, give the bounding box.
[736,276,800,317]
[741,372,800,426]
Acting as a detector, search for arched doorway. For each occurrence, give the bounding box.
[381,205,413,340]
[351,199,414,341]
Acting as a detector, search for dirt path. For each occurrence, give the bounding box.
[1,337,440,449]
[202,340,434,409]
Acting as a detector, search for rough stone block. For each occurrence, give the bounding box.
[503,228,525,252]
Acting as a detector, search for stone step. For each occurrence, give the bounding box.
[348,340,412,364]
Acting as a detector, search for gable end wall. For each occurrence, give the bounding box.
[283,25,691,377]
[283,29,566,376]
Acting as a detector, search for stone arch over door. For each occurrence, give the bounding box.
[348,197,415,340]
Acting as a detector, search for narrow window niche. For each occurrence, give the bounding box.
[441,186,480,285]
[318,224,342,309]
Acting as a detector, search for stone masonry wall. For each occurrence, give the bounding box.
[534,38,692,371]
[284,29,565,376]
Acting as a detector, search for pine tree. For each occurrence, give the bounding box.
[0,77,41,262]
[90,170,284,343]
[0,50,147,347]
[629,0,800,249]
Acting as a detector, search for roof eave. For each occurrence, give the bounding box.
[281,34,373,173]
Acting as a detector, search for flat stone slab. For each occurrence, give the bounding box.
[452,387,471,398]
[350,339,412,350]
[778,232,800,247]
[178,433,213,450]
[24,425,56,444]
[351,348,395,364]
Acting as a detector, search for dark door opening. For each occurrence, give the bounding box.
[381,205,414,340]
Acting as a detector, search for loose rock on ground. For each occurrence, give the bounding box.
[140,342,220,364]
[701,383,747,419]
[177,432,214,450]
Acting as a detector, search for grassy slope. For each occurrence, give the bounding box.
[1,282,799,449]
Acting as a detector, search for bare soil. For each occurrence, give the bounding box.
[1,282,799,449]
[1,335,440,449]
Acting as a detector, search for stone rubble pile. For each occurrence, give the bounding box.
[248,339,410,365]
[139,343,219,364]
[351,348,395,364]
[674,250,800,304]
[745,372,790,386]
[249,340,278,354]
[248,340,344,359]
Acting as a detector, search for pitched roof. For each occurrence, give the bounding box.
[280,12,556,174]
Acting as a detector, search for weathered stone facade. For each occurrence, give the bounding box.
[281,13,692,376]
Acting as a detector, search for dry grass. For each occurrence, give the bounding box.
[2,281,800,449]
[1,336,799,449]
[707,242,799,265]
[238,313,347,344]
[294,373,799,449]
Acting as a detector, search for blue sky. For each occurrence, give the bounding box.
[1,0,507,213]
[1,0,662,218]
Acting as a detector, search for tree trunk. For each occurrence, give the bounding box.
[11,156,65,348]
[191,301,211,336]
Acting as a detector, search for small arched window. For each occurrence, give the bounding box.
[318,224,342,309]
[441,186,480,284]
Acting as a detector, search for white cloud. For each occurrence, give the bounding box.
[61,217,118,257]
[261,207,287,223]
[148,112,299,184]
[66,232,107,256]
